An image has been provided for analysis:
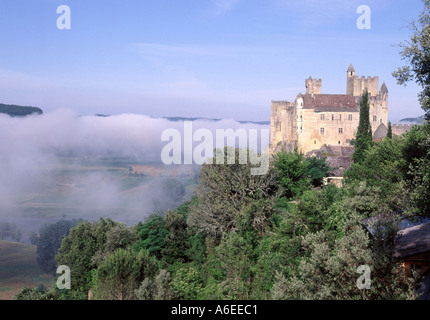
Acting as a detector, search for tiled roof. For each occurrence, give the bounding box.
[303,94,359,112]
[394,222,430,259]
[373,123,388,139]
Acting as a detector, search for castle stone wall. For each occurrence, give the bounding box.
[392,124,414,136]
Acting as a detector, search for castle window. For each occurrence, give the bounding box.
[339,114,342,121]
[373,115,377,122]
[320,127,325,135]
[339,128,343,134]
[320,114,325,121]
[332,114,334,120]
[348,114,353,121]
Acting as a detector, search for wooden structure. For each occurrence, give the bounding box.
[395,221,430,299]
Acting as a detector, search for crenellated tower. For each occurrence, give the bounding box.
[346,64,379,97]
[305,76,322,95]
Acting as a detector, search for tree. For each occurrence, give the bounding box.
[352,89,373,164]
[14,285,48,300]
[170,264,204,300]
[91,224,138,266]
[304,156,332,188]
[387,121,393,139]
[392,0,430,120]
[273,148,312,199]
[135,269,177,300]
[271,214,417,300]
[92,248,158,300]
[55,218,124,299]
[210,231,254,300]
[132,214,169,259]
[187,147,279,243]
[36,219,81,275]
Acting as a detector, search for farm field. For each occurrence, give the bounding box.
[2,157,198,242]
[0,241,55,300]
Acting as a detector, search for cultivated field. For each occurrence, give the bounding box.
[0,241,55,300]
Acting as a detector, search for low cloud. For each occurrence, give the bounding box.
[0,109,269,238]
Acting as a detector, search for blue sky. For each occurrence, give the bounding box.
[0,0,426,122]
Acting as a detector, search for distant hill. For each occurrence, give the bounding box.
[0,103,43,117]
[399,115,425,124]
[155,116,270,126]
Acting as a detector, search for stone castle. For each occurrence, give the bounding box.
[270,64,390,155]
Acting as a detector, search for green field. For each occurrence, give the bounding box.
[0,241,55,300]
[14,157,197,221]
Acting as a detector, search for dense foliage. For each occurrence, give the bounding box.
[0,103,43,117]
[392,0,430,120]
[352,90,373,164]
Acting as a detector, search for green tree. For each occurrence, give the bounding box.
[408,147,430,217]
[170,264,204,300]
[14,285,49,300]
[36,219,81,275]
[345,136,406,198]
[92,224,138,266]
[392,0,430,119]
[352,89,373,164]
[55,218,123,300]
[304,156,332,188]
[135,269,177,300]
[271,214,417,300]
[187,147,279,243]
[132,214,169,259]
[92,248,158,300]
[273,149,311,199]
[387,121,393,139]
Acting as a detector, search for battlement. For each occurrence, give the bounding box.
[271,100,293,109]
[347,72,379,97]
[305,77,322,95]
[392,124,414,128]
[391,123,416,136]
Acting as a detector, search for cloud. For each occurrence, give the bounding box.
[0,110,270,236]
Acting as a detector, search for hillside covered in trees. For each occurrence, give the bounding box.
[0,103,43,117]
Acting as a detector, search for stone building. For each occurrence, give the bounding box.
[270,64,389,155]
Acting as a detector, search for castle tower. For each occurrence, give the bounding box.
[346,64,355,95]
[346,64,355,96]
[346,64,379,97]
[305,76,322,95]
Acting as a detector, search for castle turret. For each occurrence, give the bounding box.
[305,76,322,95]
[346,64,379,97]
[346,64,355,95]
[347,64,355,77]
[380,82,388,94]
